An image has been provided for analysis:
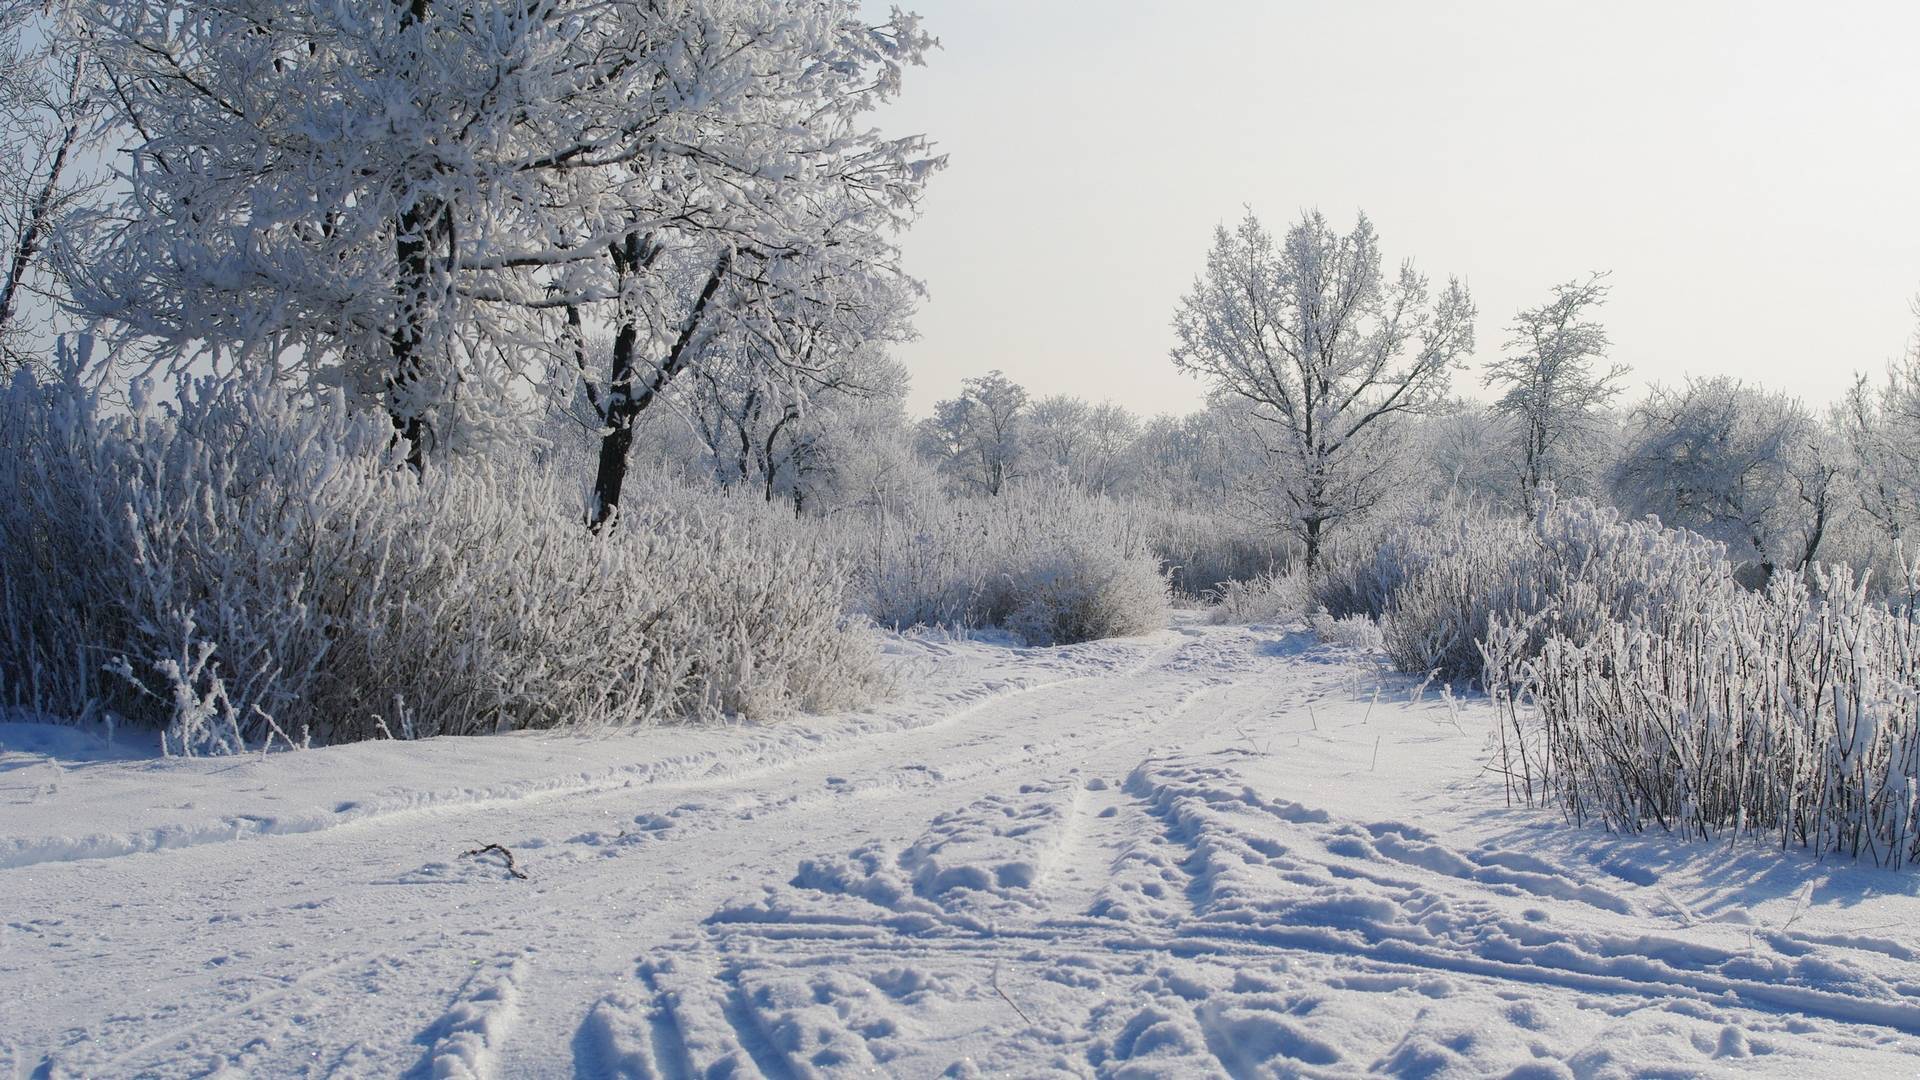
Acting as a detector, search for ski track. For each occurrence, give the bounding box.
[6,620,1920,1077]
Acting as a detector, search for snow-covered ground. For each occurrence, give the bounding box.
[4,617,1920,1078]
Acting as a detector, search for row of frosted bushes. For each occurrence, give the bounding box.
[1315,497,1725,680]
[839,480,1170,646]
[1242,494,1920,867]
[1134,505,1290,599]
[0,370,878,753]
[0,367,1183,754]
[1483,556,1920,868]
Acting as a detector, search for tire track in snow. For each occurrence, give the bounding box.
[0,634,1185,873]
[409,953,529,1080]
[23,621,1918,1076]
[1123,753,1920,1040]
[568,649,1256,1077]
[38,951,391,1077]
[650,735,1920,1075]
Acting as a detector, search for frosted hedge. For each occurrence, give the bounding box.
[0,369,878,753]
[845,480,1170,646]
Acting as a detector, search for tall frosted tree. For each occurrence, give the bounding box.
[1171,210,1475,569]
[1483,273,1627,511]
[1026,394,1094,481]
[918,369,1028,495]
[63,0,939,476]
[1838,314,1920,551]
[0,1,101,373]
[682,282,912,514]
[1615,377,1839,582]
[1080,402,1140,494]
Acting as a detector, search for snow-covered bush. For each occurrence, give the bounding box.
[1139,506,1291,598]
[1484,560,1920,867]
[0,368,877,753]
[850,480,1168,645]
[1311,490,1920,865]
[1319,494,1730,680]
[1207,571,1310,625]
[1004,546,1170,646]
[1307,609,1384,651]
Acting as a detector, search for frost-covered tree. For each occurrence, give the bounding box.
[64,0,939,476]
[790,353,917,513]
[1026,394,1092,480]
[1170,210,1475,569]
[918,369,1027,495]
[0,2,101,373]
[1483,273,1628,511]
[1122,403,1256,510]
[1837,322,1920,549]
[684,336,909,514]
[1023,396,1141,493]
[1418,400,1517,507]
[1615,377,1839,581]
[1080,402,1141,495]
[1124,415,1187,503]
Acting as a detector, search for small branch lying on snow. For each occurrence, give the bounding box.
[990,959,1033,1027]
[462,843,529,880]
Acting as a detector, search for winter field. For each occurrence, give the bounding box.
[6,617,1920,1078]
[7,1,1920,1077]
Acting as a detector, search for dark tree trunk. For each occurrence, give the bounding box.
[1797,490,1831,572]
[589,248,732,527]
[388,0,440,471]
[589,314,642,521]
[389,201,440,470]
[762,407,796,504]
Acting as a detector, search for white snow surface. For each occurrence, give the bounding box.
[4,617,1920,1078]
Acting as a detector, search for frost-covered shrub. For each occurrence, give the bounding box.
[1307,609,1384,651]
[1137,506,1291,598]
[1004,546,1169,646]
[1207,571,1309,625]
[1318,495,1730,680]
[849,480,1169,645]
[1485,561,1920,867]
[0,368,877,753]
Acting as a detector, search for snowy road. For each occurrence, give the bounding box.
[5,620,1920,1077]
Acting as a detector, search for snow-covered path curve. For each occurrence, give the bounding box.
[4,621,1920,1078]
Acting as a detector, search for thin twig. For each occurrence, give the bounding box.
[462,843,529,880]
[991,959,1033,1026]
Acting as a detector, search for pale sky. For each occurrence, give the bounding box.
[869,1,1920,418]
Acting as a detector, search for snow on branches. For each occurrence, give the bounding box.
[1170,210,1475,569]
[62,0,941,479]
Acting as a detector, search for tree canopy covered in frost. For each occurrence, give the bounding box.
[1838,336,1920,553]
[63,0,941,482]
[1483,273,1627,511]
[917,368,1029,495]
[0,1,100,374]
[1170,210,1476,568]
[682,331,911,514]
[1025,395,1140,494]
[1614,376,1838,581]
